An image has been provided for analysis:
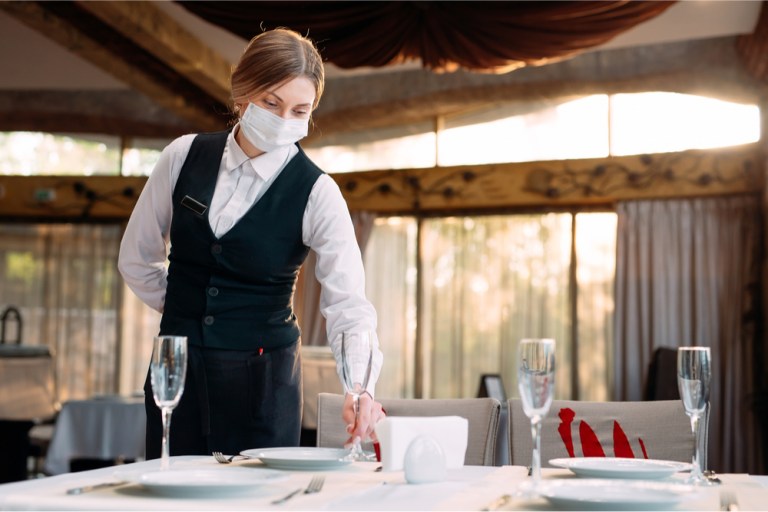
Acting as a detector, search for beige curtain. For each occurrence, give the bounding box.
[0,224,122,402]
[295,211,377,347]
[613,196,763,474]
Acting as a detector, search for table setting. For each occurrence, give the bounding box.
[0,451,766,511]
[2,336,766,510]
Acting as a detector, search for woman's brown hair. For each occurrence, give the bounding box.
[230,28,325,112]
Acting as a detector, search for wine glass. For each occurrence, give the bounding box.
[340,331,373,461]
[677,346,712,486]
[150,335,188,470]
[517,338,556,495]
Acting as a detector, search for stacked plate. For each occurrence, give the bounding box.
[539,457,697,510]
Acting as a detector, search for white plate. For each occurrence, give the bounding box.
[539,479,697,511]
[118,467,289,497]
[241,447,352,470]
[549,457,692,479]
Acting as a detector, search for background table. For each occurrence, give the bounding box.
[44,395,146,475]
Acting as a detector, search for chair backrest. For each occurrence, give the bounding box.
[316,393,501,466]
[508,398,693,467]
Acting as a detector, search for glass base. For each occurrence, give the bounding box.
[686,473,716,486]
[514,478,542,499]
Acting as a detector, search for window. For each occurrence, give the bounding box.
[609,92,760,155]
[0,132,121,176]
[437,95,610,165]
[305,122,437,173]
[121,137,171,176]
[304,93,759,171]
[363,212,616,401]
[0,132,171,176]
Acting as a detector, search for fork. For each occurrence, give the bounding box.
[271,475,325,504]
[719,490,739,511]
[212,451,246,464]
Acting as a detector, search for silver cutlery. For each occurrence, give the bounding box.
[271,475,325,505]
[480,494,512,511]
[66,481,127,495]
[719,490,739,511]
[212,451,246,464]
[705,469,723,484]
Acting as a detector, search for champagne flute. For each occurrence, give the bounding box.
[517,338,555,494]
[150,335,188,470]
[677,346,712,486]
[340,331,373,461]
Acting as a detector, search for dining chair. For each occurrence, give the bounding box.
[316,393,501,466]
[508,398,694,467]
[644,347,680,400]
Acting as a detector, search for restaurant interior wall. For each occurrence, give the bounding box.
[0,91,761,402]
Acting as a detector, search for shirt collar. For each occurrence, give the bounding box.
[225,125,292,181]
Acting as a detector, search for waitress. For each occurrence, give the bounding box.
[118,28,385,457]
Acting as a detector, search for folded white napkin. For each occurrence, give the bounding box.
[375,416,468,471]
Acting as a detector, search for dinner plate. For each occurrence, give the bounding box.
[538,479,697,511]
[117,467,289,497]
[549,457,692,480]
[241,447,353,470]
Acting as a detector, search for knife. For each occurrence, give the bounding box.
[66,481,127,495]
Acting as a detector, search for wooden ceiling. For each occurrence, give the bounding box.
[0,1,766,143]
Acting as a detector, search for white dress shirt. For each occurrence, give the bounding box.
[118,127,382,395]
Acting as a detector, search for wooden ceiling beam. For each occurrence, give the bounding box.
[76,1,232,106]
[0,1,226,132]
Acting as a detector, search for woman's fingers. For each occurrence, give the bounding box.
[343,392,386,445]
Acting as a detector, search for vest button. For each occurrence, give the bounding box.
[208,287,219,297]
[211,244,222,254]
[204,315,215,326]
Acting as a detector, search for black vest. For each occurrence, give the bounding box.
[159,131,323,350]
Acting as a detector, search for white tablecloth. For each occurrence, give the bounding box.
[0,456,766,511]
[44,396,146,475]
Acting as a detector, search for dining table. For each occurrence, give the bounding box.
[0,453,766,511]
[43,395,146,475]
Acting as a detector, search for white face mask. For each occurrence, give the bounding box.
[239,103,309,153]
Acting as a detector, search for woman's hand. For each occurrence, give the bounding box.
[343,392,386,447]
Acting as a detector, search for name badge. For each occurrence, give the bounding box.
[181,195,208,216]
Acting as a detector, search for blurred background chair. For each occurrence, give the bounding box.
[300,346,342,447]
[508,398,693,467]
[317,393,501,466]
[0,306,57,482]
[476,374,509,466]
[644,347,680,401]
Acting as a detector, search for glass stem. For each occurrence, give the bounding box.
[690,413,702,479]
[161,407,172,470]
[352,393,361,452]
[530,417,542,483]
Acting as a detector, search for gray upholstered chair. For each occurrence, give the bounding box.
[508,398,694,467]
[316,393,501,466]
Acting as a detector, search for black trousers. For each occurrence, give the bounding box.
[144,342,302,458]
